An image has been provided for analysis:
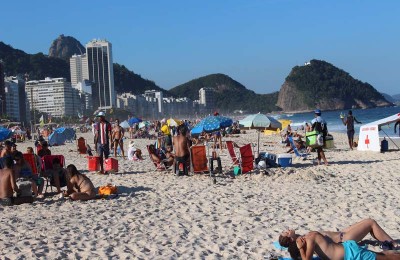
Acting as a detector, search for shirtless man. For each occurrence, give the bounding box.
[112,119,125,158]
[173,125,190,174]
[0,157,19,206]
[0,140,13,158]
[65,164,96,201]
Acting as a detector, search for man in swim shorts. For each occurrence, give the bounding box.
[0,157,19,206]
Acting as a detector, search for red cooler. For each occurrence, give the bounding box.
[105,158,118,172]
[88,156,100,171]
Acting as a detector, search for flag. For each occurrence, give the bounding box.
[39,115,44,127]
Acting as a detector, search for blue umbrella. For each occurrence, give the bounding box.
[128,117,142,126]
[0,127,12,141]
[196,115,233,133]
[48,131,67,146]
[54,127,75,141]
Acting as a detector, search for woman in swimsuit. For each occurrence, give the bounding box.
[65,164,96,201]
[279,219,398,251]
[289,231,399,260]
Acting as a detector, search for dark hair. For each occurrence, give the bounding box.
[42,141,48,147]
[4,140,12,146]
[52,157,61,165]
[348,110,353,115]
[66,164,80,178]
[13,151,23,160]
[4,156,14,168]
[288,241,301,260]
[179,125,187,135]
[278,235,292,248]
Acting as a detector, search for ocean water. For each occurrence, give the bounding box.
[271,106,400,136]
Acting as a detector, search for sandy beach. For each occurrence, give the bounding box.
[1,130,399,259]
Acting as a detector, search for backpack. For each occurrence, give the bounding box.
[314,121,328,137]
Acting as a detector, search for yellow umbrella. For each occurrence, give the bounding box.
[161,124,170,135]
[167,118,183,127]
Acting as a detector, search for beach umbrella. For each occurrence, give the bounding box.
[196,115,233,133]
[0,127,12,141]
[53,127,76,142]
[239,113,282,155]
[128,117,142,126]
[139,121,150,129]
[167,118,182,127]
[48,131,67,146]
[120,120,130,129]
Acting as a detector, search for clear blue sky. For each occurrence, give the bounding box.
[1,0,399,95]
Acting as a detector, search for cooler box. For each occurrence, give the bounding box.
[306,131,320,148]
[324,135,335,149]
[87,156,100,171]
[105,158,118,172]
[276,153,292,167]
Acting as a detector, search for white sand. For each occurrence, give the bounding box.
[0,131,399,259]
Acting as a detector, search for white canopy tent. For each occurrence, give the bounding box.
[357,112,400,152]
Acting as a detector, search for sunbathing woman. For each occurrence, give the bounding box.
[279,218,398,251]
[65,164,96,201]
[289,231,399,260]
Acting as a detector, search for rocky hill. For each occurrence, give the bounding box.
[169,73,280,113]
[277,59,392,112]
[48,34,85,60]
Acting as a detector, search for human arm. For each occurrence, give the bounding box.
[354,117,362,124]
[297,234,316,260]
[342,117,347,126]
[394,121,399,133]
[10,170,20,194]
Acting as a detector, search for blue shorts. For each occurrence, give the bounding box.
[343,240,376,260]
[97,144,110,159]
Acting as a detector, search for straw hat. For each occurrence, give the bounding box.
[128,141,136,148]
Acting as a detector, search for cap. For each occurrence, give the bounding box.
[96,111,106,117]
[314,109,321,115]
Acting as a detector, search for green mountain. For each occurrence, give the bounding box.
[169,73,280,113]
[277,59,392,112]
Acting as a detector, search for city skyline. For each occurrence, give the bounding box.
[1,1,399,95]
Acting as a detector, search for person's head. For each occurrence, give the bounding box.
[13,151,24,165]
[66,164,80,178]
[4,140,12,150]
[179,125,187,136]
[3,156,14,169]
[42,141,49,149]
[279,229,296,247]
[52,157,61,169]
[97,111,106,122]
[26,147,34,154]
[115,118,120,125]
[11,143,17,152]
[166,145,172,152]
[149,144,155,152]
[348,110,353,115]
[314,109,321,117]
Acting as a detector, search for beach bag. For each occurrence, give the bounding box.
[98,184,118,196]
[16,178,32,197]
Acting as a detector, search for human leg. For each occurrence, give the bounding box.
[70,192,96,201]
[52,171,62,193]
[113,139,118,157]
[376,251,400,260]
[342,218,394,244]
[119,140,125,158]
[97,145,105,174]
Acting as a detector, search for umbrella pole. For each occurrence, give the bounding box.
[257,130,260,157]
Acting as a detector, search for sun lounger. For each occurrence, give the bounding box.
[288,136,308,159]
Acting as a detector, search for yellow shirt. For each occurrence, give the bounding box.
[161,125,170,135]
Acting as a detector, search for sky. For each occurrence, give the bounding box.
[1,0,399,95]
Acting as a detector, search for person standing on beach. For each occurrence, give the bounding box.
[94,112,112,174]
[112,119,125,158]
[394,120,400,137]
[311,109,328,166]
[341,110,362,150]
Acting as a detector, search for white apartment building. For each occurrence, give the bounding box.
[70,54,89,86]
[199,87,215,108]
[25,77,80,118]
[4,80,20,121]
[86,39,115,109]
[144,90,163,114]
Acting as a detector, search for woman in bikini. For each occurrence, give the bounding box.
[289,231,399,260]
[279,218,398,251]
[65,164,96,201]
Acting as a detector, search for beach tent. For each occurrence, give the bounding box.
[357,113,400,152]
[0,127,12,141]
[48,127,76,146]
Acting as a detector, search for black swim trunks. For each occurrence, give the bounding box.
[0,197,13,206]
[176,154,190,162]
[347,129,355,139]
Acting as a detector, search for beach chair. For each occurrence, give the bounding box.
[23,153,39,175]
[288,136,308,160]
[146,145,169,171]
[77,137,87,154]
[35,144,42,155]
[190,145,209,174]
[226,141,239,166]
[239,143,254,174]
[42,155,66,192]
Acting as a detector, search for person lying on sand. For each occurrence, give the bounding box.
[289,231,399,260]
[279,218,398,251]
[64,164,96,201]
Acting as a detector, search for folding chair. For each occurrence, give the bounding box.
[42,155,66,192]
[226,141,239,166]
[190,145,209,174]
[288,136,308,160]
[77,137,87,154]
[239,143,254,174]
[23,153,39,175]
[146,145,169,171]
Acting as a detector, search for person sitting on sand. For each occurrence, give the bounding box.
[26,147,42,174]
[279,218,398,251]
[289,230,399,260]
[38,141,51,158]
[164,145,175,167]
[0,157,20,206]
[148,144,166,170]
[127,141,143,161]
[42,157,67,194]
[64,164,96,201]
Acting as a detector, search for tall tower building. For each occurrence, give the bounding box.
[86,39,115,109]
[70,54,88,86]
[0,60,5,117]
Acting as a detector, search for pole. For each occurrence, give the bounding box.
[30,88,36,136]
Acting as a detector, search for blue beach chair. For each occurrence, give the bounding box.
[288,136,308,159]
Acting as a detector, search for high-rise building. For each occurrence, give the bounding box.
[70,54,88,86]
[0,60,5,117]
[25,77,80,118]
[4,76,30,123]
[199,87,215,107]
[86,39,115,109]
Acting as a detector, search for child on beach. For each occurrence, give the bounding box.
[64,164,96,201]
